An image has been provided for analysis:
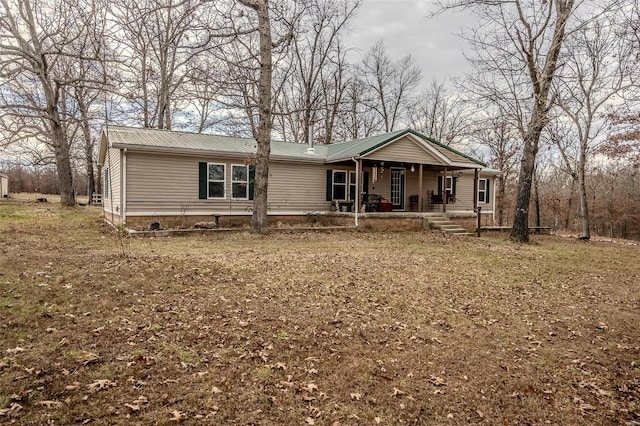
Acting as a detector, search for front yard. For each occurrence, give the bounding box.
[1,200,639,425]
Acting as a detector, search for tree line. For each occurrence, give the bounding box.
[1,0,639,240]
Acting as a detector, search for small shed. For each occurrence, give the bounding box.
[0,173,8,198]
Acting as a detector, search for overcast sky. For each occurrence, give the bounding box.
[345,0,473,87]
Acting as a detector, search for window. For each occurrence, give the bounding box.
[445,176,453,194]
[231,165,249,199]
[438,176,456,195]
[208,163,225,198]
[349,171,357,201]
[332,171,347,200]
[103,168,109,198]
[478,178,489,203]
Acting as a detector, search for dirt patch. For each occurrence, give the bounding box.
[1,199,639,425]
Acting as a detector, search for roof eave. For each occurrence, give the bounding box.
[110,143,327,163]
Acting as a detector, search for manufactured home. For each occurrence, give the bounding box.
[98,126,498,228]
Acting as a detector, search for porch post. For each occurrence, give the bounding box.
[356,158,362,214]
[443,167,448,213]
[473,168,479,211]
[418,164,423,212]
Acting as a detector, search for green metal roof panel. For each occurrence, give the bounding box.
[103,126,486,168]
[325,129,408,161]
[105,126,328,160]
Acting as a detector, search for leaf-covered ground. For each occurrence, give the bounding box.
[1,200,639,425]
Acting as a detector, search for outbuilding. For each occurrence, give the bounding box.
[0,173,8,198]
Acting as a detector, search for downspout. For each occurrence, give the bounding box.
[122,148,127,225]
[351,157,359,228]
[492,176,496,223]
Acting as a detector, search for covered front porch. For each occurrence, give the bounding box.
[324,128,490,217]
[328,158,484,215]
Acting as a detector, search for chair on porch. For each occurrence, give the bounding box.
[364,194,382,212]
[409,195,419,211]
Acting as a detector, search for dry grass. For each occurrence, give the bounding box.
[1,199,639,425]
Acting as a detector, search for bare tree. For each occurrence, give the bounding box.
[282,0,361,144]
[360,40,422,133]
[408,79,469,145]
[437,0,580,242]
[0,0,104,205]
[471,112,520,226]
[236,0,273,234]
[335,74,380,140]
[552,15,633,240]
[109,0,215,129]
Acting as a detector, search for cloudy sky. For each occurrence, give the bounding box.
[344,0,474,86]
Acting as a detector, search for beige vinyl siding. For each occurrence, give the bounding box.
[450,174,476,212]
[364,136,445,165]
[0,174,8,197]
[102,147,121,215]
[396,169,495,213]
[124,151,332,215]
[268,161,330,211]
[431,144,476,164]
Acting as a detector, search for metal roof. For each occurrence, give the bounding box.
[100,126,487,169]
[103,126,328,160]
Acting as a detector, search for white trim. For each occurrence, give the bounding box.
[492,177,497,222]
[360,133,453,166]
[207,163,226,199]
[348,170,357,202]
[332,170,349,201]
[477,178,488,204]
[122,148,127,223]
[230,164,249,200]
[125,210,329,217]
[390,167,406,211]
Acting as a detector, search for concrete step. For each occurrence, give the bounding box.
[423,214,474,236]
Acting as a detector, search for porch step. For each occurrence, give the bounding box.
[423,214,474,236]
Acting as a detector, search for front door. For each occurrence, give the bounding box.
[390,168,405,210]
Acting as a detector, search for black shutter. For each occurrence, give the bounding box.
[198,162,207,199]
[437,176,443,195]
[248,165,256,200]
[486,179,490,203]
[363,171,369,195]
[453,176,458,195]
[326,169,333,201]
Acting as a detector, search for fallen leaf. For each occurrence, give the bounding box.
[305,417,315,425]
[170,410,187,422]
[211,386,222,394]
[124,403,140,411]
[74,351,99,365]
[6,347,25,355]
[429,375,447,386]
[392,387,405,397]
[88,379,116,392]
[38,400,62,408]
[65,382,81,390]
[350,392,363,401]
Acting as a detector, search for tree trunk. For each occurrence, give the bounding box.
[510,134,538,242]
[564,178,574,230]
[578,151,590,239]
[496,175,505,226]
[52,121,75,206]
[246,0,272,234]
[534,167,541,228]
[84,129,95,205]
